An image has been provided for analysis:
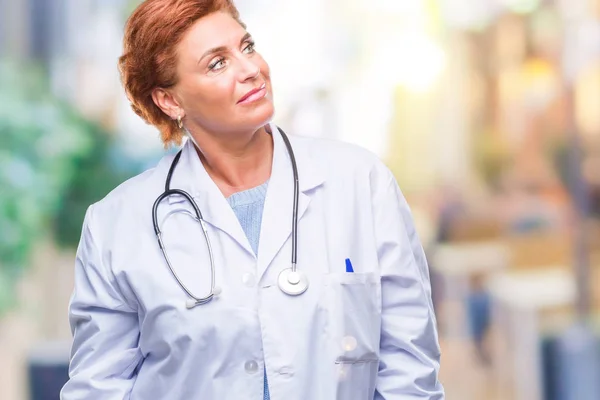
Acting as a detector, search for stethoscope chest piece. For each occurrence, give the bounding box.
[278,268,309,296]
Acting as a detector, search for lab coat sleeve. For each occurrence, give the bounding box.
[373,171,445,399]
[61,205,143,399]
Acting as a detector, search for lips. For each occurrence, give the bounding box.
[238,83,267,104]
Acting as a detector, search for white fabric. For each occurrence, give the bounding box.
[61,123,444,399]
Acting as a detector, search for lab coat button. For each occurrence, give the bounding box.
[242,272,256,287]
[342,336,357,352]
[244,360,259,374]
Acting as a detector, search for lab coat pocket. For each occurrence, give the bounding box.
[335,359,379,400]
[324,272,381,399]
[325,272,382,358]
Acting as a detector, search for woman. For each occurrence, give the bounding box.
[61,0,444,399]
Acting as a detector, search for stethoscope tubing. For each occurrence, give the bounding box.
[151,127,300,305]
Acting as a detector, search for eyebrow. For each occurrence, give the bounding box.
[198,33,252,64]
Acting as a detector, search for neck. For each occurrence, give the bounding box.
[188,125,273,197]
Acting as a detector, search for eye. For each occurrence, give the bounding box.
[208,57,226,71]
[243,41,256,54]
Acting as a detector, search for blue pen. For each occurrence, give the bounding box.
[345,258,354,273]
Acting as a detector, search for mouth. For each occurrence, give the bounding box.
[237,83,267,104]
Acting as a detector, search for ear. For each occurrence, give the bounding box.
[151,87,183,120]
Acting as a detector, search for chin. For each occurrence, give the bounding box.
[239,100,275,131]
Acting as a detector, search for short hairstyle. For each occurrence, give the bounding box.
[118,0,243,147]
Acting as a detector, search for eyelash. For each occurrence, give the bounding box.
[243,41,256,54]
[208,57,226,71]
[208,41,256,71]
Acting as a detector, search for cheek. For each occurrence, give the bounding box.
[181,75,236,113]
[257,57,273,96]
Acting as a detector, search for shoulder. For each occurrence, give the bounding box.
[291,134,380,165]
[86,152,176,231]
[290,134,395,191]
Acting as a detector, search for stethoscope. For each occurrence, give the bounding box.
[152,127,309,309]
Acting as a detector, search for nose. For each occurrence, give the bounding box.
[237,55,260,82]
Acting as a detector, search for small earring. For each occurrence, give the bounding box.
[177,115,183,130]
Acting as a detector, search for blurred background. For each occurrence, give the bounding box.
[1,0,599,399]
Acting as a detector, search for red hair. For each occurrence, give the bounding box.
[118,0,243,147]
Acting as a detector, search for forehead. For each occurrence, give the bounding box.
[180,11,247,52]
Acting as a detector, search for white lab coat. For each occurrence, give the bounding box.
[61,124,444,400]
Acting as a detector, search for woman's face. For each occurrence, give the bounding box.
[168,11,274,135]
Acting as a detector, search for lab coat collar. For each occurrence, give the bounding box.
[256,124,325,281]
[165,123,325,268]
[166,136,254,256]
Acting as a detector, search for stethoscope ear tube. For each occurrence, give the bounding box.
[152,188,203,234]
[152,150,184,236]
[278,129,300,270]
[165,151,183,192]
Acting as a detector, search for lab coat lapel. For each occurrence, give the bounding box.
[167,140,254,256]
[257,126,324,281]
